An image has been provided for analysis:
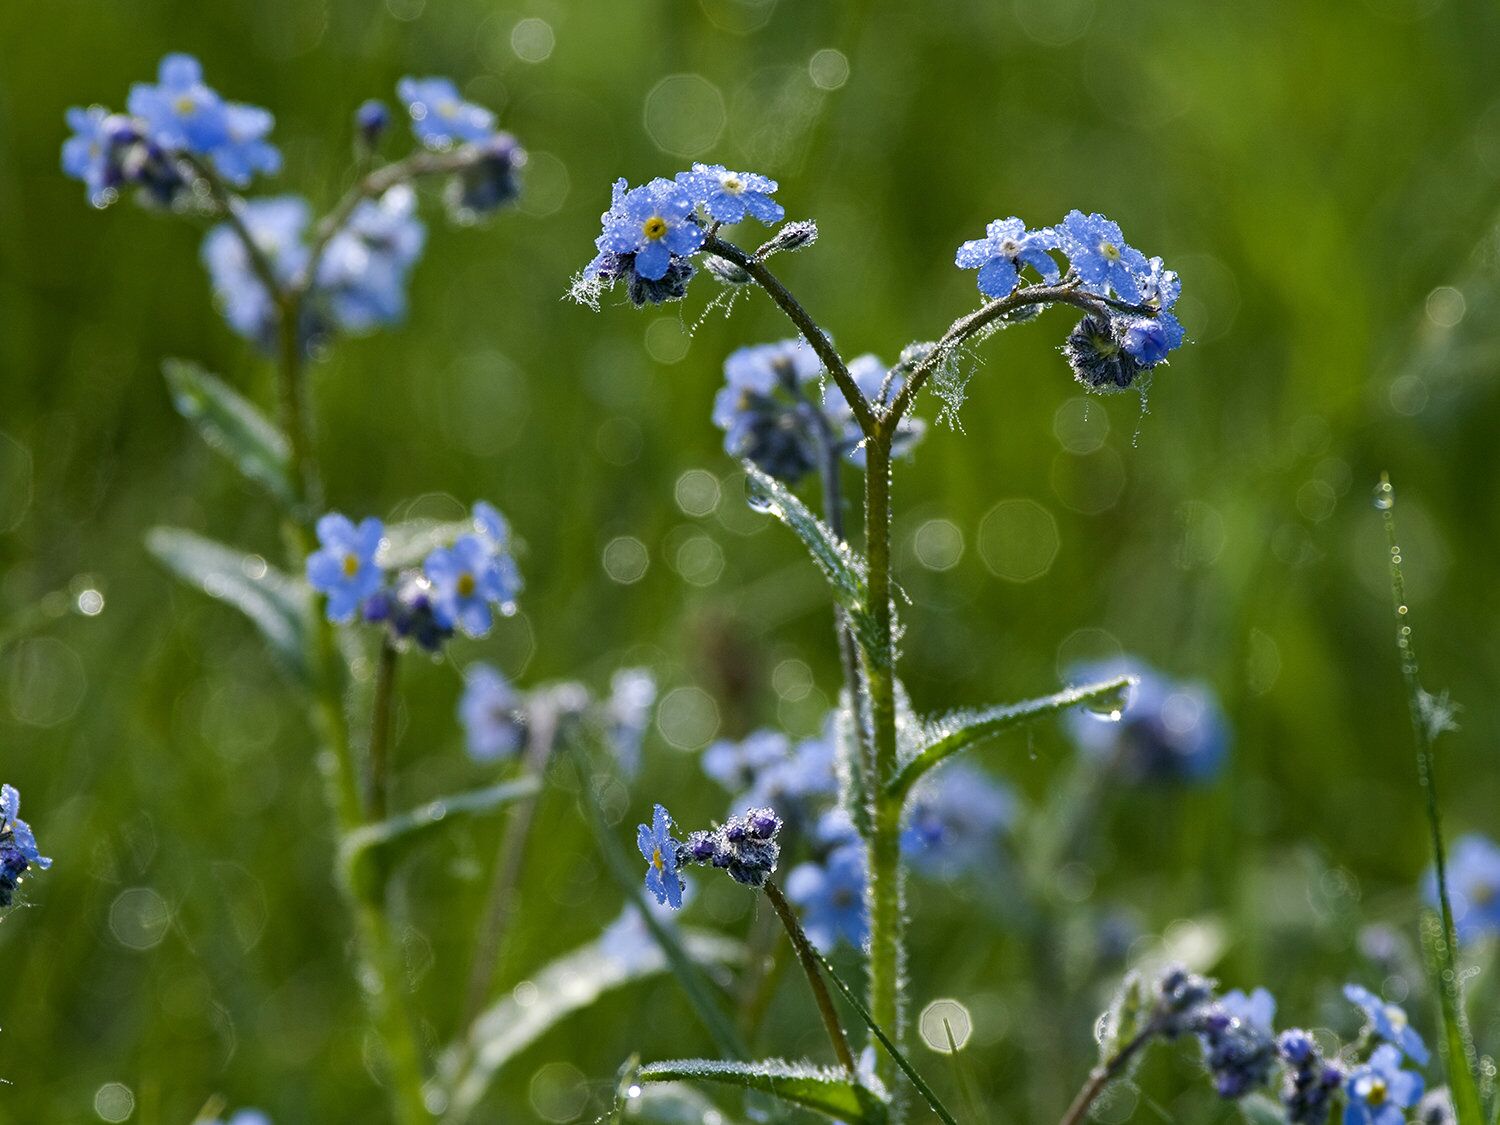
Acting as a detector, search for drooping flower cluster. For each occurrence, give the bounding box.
[64,58,522,353]
[637,803,784,908]
[1118,968,1430,1122]
[954,210,1185,390]
[1064,659,1228,785]
[0,784,52,908]
[1425,833,1500,943]
[307,501,521,649]
[712,340,926,485]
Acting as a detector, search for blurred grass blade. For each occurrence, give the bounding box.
[884,675,1134,799]
[439,919,743,1121]
[742,464,874,633]
[163,359,294,507]
[806,944,958,1125]
[1378,475,1484,1124]
[338,776,541,871]
[146,527,308,681]
[377,517,476,569]
[635,1059,885,1122]
[564,736,750,1063]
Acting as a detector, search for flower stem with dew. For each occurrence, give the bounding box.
[762,879,859,1075]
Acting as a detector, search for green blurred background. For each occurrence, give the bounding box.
[4,0,1500,1120]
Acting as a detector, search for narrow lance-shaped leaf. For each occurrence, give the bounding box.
[438,917,742,1122]
[146,527,308,681]
[338,776,542,873]
[742,463,871,623]
[378,517,477,569]
[635,1059,885,1123]
[163,359,295,507]
[884,675,1134,799]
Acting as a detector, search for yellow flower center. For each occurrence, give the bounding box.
[642,216,668,240]
[457,572,477,598]
[437,99,459,120]
[1365,1078,1387,1106]
[652,847,665,872]
[1101,241,1121,262]
[341,553,361,578]
[174,95,197,116]
[1384,1005,1407,1031]
[720,174,745,194]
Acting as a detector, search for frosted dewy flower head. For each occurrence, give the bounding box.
[676,163,784,226]
[0,784,52,908]
[638,804,684,909]
[954,217,1061,298]
[1056,210,1151,303]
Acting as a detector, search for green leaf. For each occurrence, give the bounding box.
[338,776,541,873]
[163,359,294,506]
[377,517,476,570]
[636,1059,885,1123]
[884,675,1134,799]
[147,527,308,680]
[742,464,873,634]
[438,918,742,1121]
[1236,1093,1287,1125]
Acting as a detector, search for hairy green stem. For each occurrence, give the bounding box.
[763,880,858,1075]
[367,639,399,821]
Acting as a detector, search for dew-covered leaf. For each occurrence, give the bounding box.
[635,1058,886,1122]
[885,675,1134,798]
[439,917,742,1121]
[1098,969,1153,1065]
[163,359,294,507]
[147,527,308,680]
[338,776,541,873]
[741,463,873,637]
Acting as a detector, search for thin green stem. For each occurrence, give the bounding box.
[367,639,400,821]
[762,880,858,1075]
[1377,474,1482,1111]
[1057,1020,1162,1125]
[701,235,876,436]
[460,709,557,1033]
[886,281,1152,427]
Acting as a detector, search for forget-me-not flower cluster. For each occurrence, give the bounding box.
[306,501,521,649]
[1,784,52,908]
[638,803,784,907]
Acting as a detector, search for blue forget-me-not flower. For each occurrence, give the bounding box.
[900,761,1016,877]
[955,217,1061,298]
[307,513,386,624]
[1344,1044,1424,1125]
[1056,210,1151,303]
[200,195,313,350]
[638,803,685,909]
[459,663,527,763]
[1065,660,1228,785]
[1425,834,1500,944]
[785,844,868,953]
[397,77,496,149]
[676,163,784,226]
[1344,983,1430,1065]
[423,522,521,639]
[1,783,52,908]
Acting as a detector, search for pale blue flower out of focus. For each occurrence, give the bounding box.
[397,76,496,148]
[423,533,520,638]
[1344,983,1430,1066]
[459,663,526,762]
[1424,834,1500,944]
[676,163,784,225]
[1056,210,1151,303]
[824,353,926,470]
[317,185,427,334]
[785,844,868,953]
[200,195,312,349]
[638,803,684,909]
[954,217,1061,298]
[126,54,281,185]
[712,338,826,484]
[307,513,386,624]
[1343,1044,1424,1125]
[605,668,656,777]
[900,761,1016,877]
[1064,659,1228,785]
